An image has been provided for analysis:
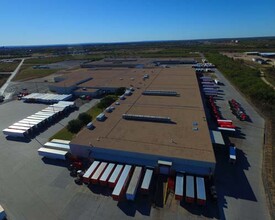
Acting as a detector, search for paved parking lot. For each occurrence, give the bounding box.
[0,100,220,220]
[210,69,270,220]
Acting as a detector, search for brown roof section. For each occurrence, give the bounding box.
[71,66,215,163]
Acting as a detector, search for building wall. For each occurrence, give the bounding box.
[74,90,100,97]
[49,85,76,94]
[70,143,215,176]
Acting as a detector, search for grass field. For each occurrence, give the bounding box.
[25,55,103,65]
[0,61,20,72]
[50,104,103,141]
[265,67,275,87]
[0,74,10,87]
[13,65,62,81]
[50,127,75,141]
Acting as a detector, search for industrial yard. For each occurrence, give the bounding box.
[0,54,270,219]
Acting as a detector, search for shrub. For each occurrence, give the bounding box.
[78,112,92,125]
[67,119,83,133]
[97,95,117,109]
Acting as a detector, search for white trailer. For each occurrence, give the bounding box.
[99,163,116,186]
[91,162,108,184]
[35,112,55,116]
[186,175,195,203]
[28,115,49,120]
[108,164,124,188]
[13,123,34,128]
[44,142,70,151]
[126,166,142,200]
[196,177,206,205]
[218,127,236,132]
[50,139,70,145]
[21,119,43,124]
[112,165,132,201]
[38,147,68,160]
[19,120,40,126]
[3,128,26,137]
[30,114,50,118]
[140,168,153,194]
[175,173,184,200]
[9,125,30,132]
[26,116,46,121]
[83,161,100,183]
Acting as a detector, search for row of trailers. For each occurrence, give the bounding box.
[22,93,72,104]
[82,161,154,201]
[2,101,75,138]
[175,173,206,205]
[38,139,70,160]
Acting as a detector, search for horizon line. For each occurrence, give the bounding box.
[1,35,275,48]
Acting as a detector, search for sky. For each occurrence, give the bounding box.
[0,0,275,46]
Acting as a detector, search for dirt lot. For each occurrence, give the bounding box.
[222,52,275,66]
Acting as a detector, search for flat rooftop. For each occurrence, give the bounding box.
[71,66,215,163]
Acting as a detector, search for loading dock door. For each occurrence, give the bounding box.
[158,160,172,175]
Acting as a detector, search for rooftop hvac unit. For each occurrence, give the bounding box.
[122,114,171,123]
[142,90,178,96]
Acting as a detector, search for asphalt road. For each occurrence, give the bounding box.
[211,68,270,220]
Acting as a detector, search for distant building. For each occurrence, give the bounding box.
[259,52,275,58]
[245,52,259,56]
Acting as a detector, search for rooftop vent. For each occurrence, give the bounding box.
[142,90,178,96]
[122,114,171,123]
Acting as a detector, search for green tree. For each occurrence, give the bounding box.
[115,87,126,96]
[67,119,83,133]
[98,95,117,109]
[78,112,92,125]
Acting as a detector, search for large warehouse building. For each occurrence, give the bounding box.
[69,66,216,176]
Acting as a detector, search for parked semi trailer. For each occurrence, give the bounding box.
[91,162,108,184]
[186,175,195,203]
[44,142,70,151]
[82,161,100,183]
[51,139,70,145]
[112,165,132,201]
[126,166,142,200]
[108,164,124,188]
[3,128,26,137]
[175,173,184,200]
[99,163,116,186]
[196,177,206,205]
[140,168,153,194]
[38,147,68,160]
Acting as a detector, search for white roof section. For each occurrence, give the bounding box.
[22,93,72,103]
[209,130,225,145]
